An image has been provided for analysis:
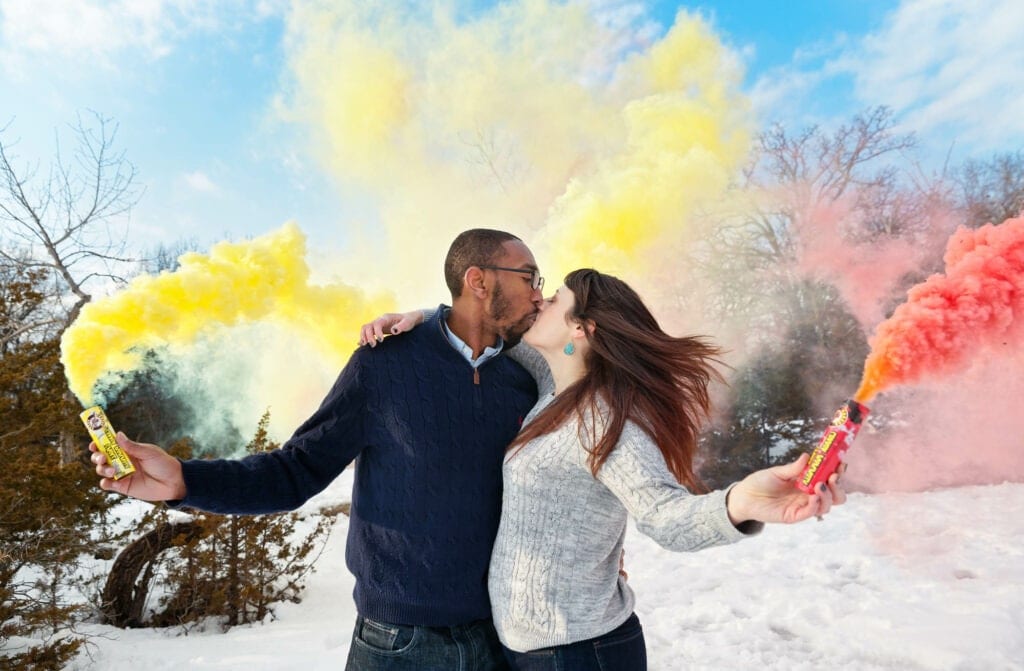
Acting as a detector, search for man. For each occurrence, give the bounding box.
[91,229,544,670]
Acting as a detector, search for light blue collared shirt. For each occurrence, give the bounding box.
[438,308,504,368]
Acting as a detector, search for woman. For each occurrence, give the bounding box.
[362,268,845,670]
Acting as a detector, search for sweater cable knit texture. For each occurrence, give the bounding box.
[489,344,759,652]
[178,306,537,626]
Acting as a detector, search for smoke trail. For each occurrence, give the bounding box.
[60,223,391,408]
[856,215,1024,401]
[280,1,749,301]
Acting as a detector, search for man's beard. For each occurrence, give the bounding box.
[489,283,534,348]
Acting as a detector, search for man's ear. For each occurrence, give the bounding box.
[463,266,488,299]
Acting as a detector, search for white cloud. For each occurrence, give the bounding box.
[183,170,219,193]
[749,63,829,126]
[253,0,288,21]
[840,0,1024,152]
[748,0,1024,159]
[747,33,853,131]
[0,0,283,73]
[1,0,178,63]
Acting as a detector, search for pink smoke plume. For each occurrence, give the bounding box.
[847,353,1024,492]
[857,215,1024,401]
[792,195,956,328]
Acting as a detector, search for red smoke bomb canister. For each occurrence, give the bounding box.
[796,400,869,494]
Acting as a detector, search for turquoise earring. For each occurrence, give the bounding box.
[563,342,575,356]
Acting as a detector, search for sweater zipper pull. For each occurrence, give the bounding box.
[473,368,480,385]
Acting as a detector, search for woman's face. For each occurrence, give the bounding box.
[523,285,577,351]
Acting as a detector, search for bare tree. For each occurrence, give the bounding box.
[695,107,928,344]
[143,237,200,274]
[0,111,141,332]
[756,106,916,198]
[460,126,530,195]
[1,112,141,465]
[956,150,1024,228]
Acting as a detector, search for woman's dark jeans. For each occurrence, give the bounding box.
[501,613,647,671]
[344,615,510,670]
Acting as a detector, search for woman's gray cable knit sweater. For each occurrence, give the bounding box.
[488,345,761,652]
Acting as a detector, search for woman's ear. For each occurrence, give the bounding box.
[572,320,593,341]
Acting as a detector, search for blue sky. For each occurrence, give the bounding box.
[1,0,1022,257]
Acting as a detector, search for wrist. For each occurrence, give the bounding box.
[726,482,751,527]
[172,459,187,500]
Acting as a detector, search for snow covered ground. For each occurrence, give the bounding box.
[67,470,1024,671]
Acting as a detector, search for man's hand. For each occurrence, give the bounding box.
[726,453,848,526]
[359,310,425,347]
[91,433,187,502]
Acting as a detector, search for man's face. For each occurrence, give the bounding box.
[484,240,543,347]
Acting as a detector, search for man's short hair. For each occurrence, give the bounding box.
[444,229,522,297]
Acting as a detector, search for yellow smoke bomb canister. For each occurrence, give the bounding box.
[80,406,136,480]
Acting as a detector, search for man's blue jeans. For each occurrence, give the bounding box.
[344,615,510,671]
[500,612,647,671]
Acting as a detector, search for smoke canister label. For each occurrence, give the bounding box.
[796,400,869,494]
[80,406,136,480]
[832,405,849,426]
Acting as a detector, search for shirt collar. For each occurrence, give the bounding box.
[439,308,504,368]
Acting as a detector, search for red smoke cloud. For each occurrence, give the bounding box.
[856,215,1024,402]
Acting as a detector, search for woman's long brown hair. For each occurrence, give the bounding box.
[508,269,722,492]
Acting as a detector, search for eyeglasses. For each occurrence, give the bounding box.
[478,265,545,291]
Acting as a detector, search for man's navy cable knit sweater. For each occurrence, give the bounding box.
[176,306,538,626]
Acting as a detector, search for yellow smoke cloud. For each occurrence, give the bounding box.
[280,1,749,301]
[60,224,391,407]
[541,14,750,277]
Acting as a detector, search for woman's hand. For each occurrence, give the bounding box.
[726,453,848,526]
[359,310,425,347]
